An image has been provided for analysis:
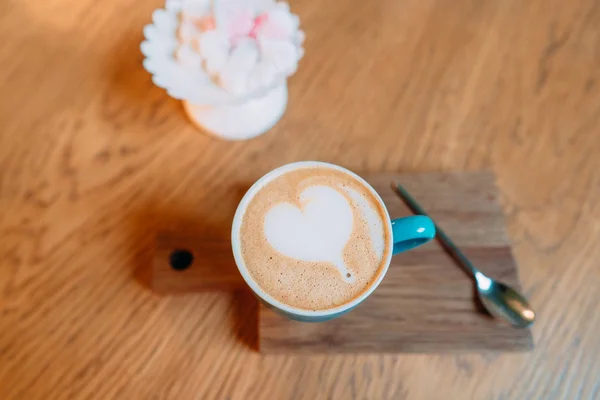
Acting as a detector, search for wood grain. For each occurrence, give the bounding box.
[152,172,533,353]
[152,235,244,293]
[260,247,531,352]
[1,0,600,398]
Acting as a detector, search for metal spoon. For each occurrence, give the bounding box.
[394,183,535,328]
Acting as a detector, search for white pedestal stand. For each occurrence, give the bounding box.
[182,83,287,140]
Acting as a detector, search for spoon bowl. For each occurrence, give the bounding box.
[475,272,535,328]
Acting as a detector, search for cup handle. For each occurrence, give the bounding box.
[391,216,436,255]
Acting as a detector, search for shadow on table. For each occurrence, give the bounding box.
[232,290,260,351]
[129,183,259,350]
[103,28,185,136]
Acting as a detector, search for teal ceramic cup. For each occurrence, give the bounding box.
[231,162,435,322]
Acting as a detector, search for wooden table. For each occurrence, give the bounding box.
[1,0,599,398]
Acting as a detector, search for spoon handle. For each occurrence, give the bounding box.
[394,183,480,278]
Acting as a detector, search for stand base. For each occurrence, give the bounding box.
[182,84,288,140]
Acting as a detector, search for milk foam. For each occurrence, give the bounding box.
[264,185,387,283]
[264,186,355,282]
[238,166,391,311]
[343,186,385,259]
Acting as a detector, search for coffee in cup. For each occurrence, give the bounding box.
[238,164,392,311]
[231,162,435,321]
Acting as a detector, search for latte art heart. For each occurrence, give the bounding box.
[238,165,391,311]
[264,186,355,282]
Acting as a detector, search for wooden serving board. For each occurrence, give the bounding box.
[150,171,534,353]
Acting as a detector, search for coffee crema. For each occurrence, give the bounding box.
[238,166,391,311]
